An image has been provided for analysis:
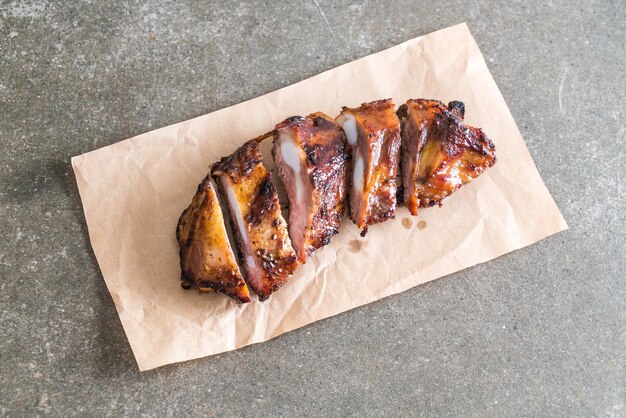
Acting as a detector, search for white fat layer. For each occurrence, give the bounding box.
[339,113,358,146]
[353,153,364,194]
[245,255,256,270]
[225,184,254,271]
[279,134,304,202]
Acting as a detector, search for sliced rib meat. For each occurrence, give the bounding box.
[212,140,298,301]
[273,112,350,263]
[336,99,401,236]
[397,99,496,214]
[176,174,251,303]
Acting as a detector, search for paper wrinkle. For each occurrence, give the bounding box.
[71,23,567,370]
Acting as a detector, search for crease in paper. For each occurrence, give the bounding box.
[71,23,567,371]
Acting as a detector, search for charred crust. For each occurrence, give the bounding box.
[304,144,318,166]
[396,103,408,120]
[414,98,446,109]
[211,140,262,179]
[311,114,335,129]
[306,135,349,170]
[320,232,334,246]
[360,98,393,109]
[396,185,405,205]
[245,175,277,225]
[447,121,496,158]
[447,101,465,119]
[275,115,307,131]
[286,115,305,124]
[197,172,213,193]
[312,116,325,126]
[175,211,186,242]
[198,268,242,289]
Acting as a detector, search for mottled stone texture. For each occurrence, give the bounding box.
[1,0,624,416]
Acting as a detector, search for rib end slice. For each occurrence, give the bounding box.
[176,175,251,303]
[398,99,496,214]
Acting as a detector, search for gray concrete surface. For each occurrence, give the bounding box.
[1,0,624,416]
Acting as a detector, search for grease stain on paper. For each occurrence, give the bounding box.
[348,240,367,253]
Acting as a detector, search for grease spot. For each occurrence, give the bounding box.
[417,220,427,230]
[348,240,367,253]
[402,217,413,229]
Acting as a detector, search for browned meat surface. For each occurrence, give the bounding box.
[212,140,298,301]
[273,113,349,263]
[397,99,496,214]
[336,99,401,236]
[176,175,251,303]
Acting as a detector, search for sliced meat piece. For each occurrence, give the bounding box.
[397,99,496,214]
[212,140,298,301]
[336,99,401,236]
[177,174,251,303]
[397,99,448,215]
[273,112,350,263]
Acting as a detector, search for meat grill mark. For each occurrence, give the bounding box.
[245,176,277,225]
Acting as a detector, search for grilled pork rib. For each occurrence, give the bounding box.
[397,99,496,214]
[212,140,298,301]
[273,113,350,263]
[336,99,401,236]
[177,175,251,303]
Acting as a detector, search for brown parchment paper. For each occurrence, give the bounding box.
[71,23,568,371]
